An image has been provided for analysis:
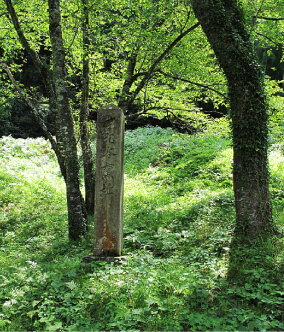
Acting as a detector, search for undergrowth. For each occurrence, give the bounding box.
[0,122,283,331]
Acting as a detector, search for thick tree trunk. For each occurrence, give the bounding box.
[190,0,274,238]
[80,0,95,215]
[48,0,87,240]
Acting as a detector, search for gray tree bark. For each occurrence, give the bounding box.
[80,0,95,215]
[6,0,88,240]
[190,0,274,238]
[4,0,67,181]
[48,0,87,240]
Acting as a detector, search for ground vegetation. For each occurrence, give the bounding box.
[0,120,283,330]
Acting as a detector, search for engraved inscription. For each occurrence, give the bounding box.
[94,104,124,257]
[100,118,117,196]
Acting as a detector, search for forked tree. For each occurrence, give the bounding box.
[4,0,87,240]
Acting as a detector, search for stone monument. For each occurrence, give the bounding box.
[93,104,124,257]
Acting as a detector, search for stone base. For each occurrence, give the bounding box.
[82,255,127,263]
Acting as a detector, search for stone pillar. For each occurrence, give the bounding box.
[94,104,124,257]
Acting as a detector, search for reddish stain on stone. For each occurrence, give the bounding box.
[102,212,116,251]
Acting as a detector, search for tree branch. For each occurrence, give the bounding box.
[4,0,58,115]
[125,22,200,110]
[249,0,265,36]
[253,16,284,21]
[146,106,193,113]
[66,24,80,56]
[255,32,280,46]
[0,58,61,159]
[131,71,148,81]
[118,50,139,109]
[4,0,67,179]
[157,70,227,98]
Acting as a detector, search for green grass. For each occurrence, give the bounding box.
[0,124,283,331]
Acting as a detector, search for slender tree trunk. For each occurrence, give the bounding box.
[0,59,64,173]
[117,51,138,112]
[4,0,67,180]
[190,0,274,237]
[48,0,87,240]
[6,0,87,239]
[80,0,95,215]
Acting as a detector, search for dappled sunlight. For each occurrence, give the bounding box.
[0,125,283,331]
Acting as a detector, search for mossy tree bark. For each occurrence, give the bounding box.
[190,0,274,238]
[5,0,87,239]
[4,0,67,181]
[80,0,95,215]
[48,0,87,240]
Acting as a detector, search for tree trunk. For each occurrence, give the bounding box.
[4,0,67,181]
[80,0,95,215]
[117,51,138,112]
[190,0,274,238]
[48,0,87,240]
[0,58,64,173]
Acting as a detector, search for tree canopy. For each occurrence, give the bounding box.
[1,0,283,129]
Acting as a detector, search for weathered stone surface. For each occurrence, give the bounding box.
[94,104,124,256]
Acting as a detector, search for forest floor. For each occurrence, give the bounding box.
[0,120,283,331]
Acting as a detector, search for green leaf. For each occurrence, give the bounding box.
[46,321,63,331]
